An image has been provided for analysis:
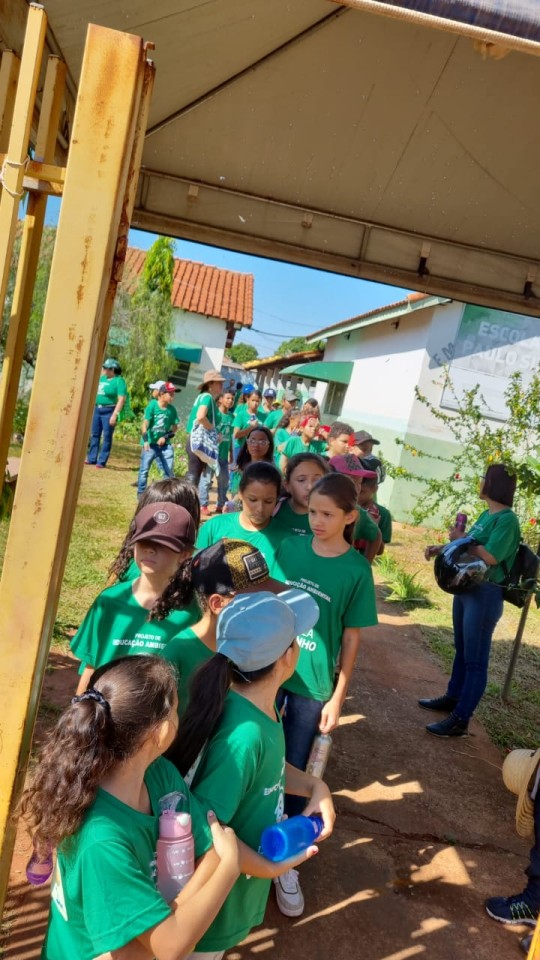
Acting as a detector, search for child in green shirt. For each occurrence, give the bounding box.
[272,452,330,538]
[196,461,283,567]
[71,502,198,695]
[22,655,241,960]
[168,590,335,954]
[280,416,325,472]
[272,472,378,916]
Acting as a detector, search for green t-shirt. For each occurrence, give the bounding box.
[271,499,311,538]
[272,535,378,700]
[274,427,291,464]
[120,557,140,582]
[196,512,282,567]
[143,400,179,444]
[468,508,521,583]
[233,405,262,440]
[257,404,273,424]
[192,691,286,951]
[95,374,128,406]
[70,580,199,671]
[377,503,392,544]
[42,758,211,960]
[264,409,283,432]
[217,409,234,462]
[282,436,323,460]
[187,392,216,433]
[353,506,380,544]
[162,627,214,714]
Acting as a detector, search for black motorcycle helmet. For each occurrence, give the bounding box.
[434,537,488,595]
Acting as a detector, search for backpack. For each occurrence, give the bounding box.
[501,543,539,608]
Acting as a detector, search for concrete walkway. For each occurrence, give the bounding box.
[3,607,532,959]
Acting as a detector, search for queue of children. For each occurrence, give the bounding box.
[24,365,398,954]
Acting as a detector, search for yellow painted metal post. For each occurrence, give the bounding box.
[0,56,66,490]
[0,23,150,912]
[0,52,21,153]
[0,4,47,336]
[527,915,540,959]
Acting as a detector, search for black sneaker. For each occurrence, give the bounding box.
[485,894,539,927]
[426,712,468,738]
[418,695,458,712]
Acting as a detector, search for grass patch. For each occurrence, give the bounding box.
[375,553,431,607]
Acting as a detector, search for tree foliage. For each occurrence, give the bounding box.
[113,238,176,416]
[225,342,258,364]
[275,336,310,357]
[389,370,540,542]
[1,224,56,368]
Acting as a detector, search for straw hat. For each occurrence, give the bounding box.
[502,748,540,838]
[198,369,225,391]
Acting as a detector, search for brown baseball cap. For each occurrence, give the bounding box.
[129,502,196,551]
[191,539,286,596]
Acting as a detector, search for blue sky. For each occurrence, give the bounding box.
[45,197,410,357]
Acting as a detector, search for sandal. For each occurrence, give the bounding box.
[26,843,54,885]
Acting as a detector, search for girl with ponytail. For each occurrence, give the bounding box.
[167,590,335,956]
[22,656,241,960]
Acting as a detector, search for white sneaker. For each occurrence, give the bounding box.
[274,868,304,917]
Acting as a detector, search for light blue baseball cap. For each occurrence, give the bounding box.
[216,589,319,672]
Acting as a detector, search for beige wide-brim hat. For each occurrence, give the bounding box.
[502,748,540,838]
[198,369,226,391]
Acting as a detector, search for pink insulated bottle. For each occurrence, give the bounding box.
[156,810,194,901]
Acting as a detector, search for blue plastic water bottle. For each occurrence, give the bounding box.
[260,815,323,862]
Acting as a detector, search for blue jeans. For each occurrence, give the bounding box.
[217,458,230,508]
[137,443,174,495]
[87,405,116,466]
[198,465,214,508]
[276,689,324,817]
[446,581,504,722]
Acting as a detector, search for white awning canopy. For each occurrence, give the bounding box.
[3,0,540,315]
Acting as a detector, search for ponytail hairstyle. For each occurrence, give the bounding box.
[108,478,201,583]
[239,460,282,497]
[21,656,177,853]
[309,472,358,544]
[151,556,195,620]
[167,654,275,776]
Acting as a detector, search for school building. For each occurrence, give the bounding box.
[290,294,540,521]
[122,248,254,421]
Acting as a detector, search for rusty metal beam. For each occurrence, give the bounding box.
[0,4,47,338]
[0,56,66,497]
[0,21,151,914]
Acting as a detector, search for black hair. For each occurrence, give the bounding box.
[167,655,274,776]
[236,425,275,470]
[482,463,516,507]
[277,410,301,431]
[285,451,330,483]
[328,421,354,440]
[108,478,200,583]
[21,657,177,852]
[239,460,282,496]
[309,472,358,543]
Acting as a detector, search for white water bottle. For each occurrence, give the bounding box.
[156,810,194,901]
[306,734,333,778]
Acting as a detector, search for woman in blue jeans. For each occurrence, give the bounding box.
[420,463,521,737]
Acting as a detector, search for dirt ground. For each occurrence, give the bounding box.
[2,604,534,959]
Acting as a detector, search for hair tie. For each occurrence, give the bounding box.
[72,688,109,709]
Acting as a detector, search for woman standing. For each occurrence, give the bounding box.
[421,463,521,737]
[186,369,225,509]
[86,359,127,468]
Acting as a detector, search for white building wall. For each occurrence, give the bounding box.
[172,309,227,377]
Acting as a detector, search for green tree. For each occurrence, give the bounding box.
[1,224,56,367]
[225,342,258,364]
[115,238,176,415]
[275,336,310,357]
[390,370,540,542]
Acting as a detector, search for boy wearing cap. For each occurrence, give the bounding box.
[156,539,286,710]
[258,388,277,423]
[350,430,386,484]
[168,590,335,954]
[137,384,179,496]
[148,379,166,398]
[86,358,128,468]
[329,454,382,562]
[71,503,199,695]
